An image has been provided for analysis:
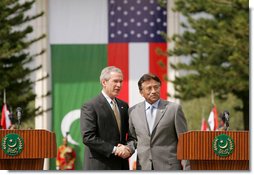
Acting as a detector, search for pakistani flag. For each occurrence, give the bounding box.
[49,0,168,170]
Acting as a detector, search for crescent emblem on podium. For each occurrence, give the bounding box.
[218,140,228,149]
[7,139,17,148]
[212,134,234,157]
[2,133,24,156]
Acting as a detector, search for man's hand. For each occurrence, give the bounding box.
[115,144,132,159]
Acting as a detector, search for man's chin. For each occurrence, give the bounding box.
[114,92,120,97]
[150,98,159,103]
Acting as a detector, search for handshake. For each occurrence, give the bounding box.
[114,144,132,159]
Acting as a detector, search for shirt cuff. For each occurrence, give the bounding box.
[112,146,117,154]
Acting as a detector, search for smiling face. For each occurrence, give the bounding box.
[102,71,123,99]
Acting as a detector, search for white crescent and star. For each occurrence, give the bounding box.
[218,140,228,149]
[61,109,81,146]
[7,139,17,148]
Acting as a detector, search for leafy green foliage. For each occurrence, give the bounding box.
[0,0,45,128]
[168,0,249,129]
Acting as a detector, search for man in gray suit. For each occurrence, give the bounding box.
[127,73,189,170]
[80,66,131,170]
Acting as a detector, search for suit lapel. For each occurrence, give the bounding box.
[98,94,120,134]
[115,98,125,134]
[151,100,167,133]
[98,94,110,112]
[139,102,151,136]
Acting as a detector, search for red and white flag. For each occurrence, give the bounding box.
[201,118,209,131]
[1,104,11,129]
[208,106,219,131]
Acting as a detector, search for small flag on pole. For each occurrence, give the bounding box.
[1,103,12,129]
[201,118,209,131]
[208,105,219,131]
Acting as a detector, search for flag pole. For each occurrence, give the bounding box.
[211,89,214,106]
[3,89,6,104]
[201,107,205,129]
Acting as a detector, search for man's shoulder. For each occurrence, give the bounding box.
[116,98,128,105]
[161,99,180,106]
[81,94,103,107]
[115,97,126,103]
[161,100,183,112]
[129,102,143,111]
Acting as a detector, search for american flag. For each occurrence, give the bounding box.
[108,0,168,105]
[108,1,168,168]
[108,0,167,42]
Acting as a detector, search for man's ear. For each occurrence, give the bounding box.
[101,79,107,87]
[139,90,144,97]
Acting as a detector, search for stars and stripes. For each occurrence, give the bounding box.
[108,0,167,42]
[108,0,168,105]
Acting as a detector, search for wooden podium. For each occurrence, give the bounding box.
[177,131,249,170]
[0,129,56,170]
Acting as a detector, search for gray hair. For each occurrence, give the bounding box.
[100,66,122,82]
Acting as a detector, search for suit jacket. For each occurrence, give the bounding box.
[80,93,129,170]
[128,99,189,170]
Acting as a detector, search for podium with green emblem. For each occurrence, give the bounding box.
[0,129,57,170]
[177,131,249,170]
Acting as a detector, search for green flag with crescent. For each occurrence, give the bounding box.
[50,44,107,170]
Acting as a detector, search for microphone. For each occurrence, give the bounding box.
[16,107,22,129]
[222,110,230,131]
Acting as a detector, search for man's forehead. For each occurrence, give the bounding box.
[142,80,160,85]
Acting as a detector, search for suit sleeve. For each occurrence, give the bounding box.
[80,102,114,158]
[175,105,188,137]
[127,108,137,154]
[175,104,190,170]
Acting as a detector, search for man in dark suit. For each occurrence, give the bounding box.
[127,73,190,170]
[80,66,131,170]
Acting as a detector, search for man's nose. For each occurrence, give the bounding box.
[116,82,122,86]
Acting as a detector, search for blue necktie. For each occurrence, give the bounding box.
[147,105,155,134]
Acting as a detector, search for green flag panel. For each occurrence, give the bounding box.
[51,44,107,170]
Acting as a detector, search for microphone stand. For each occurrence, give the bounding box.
[16,107,22,129]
